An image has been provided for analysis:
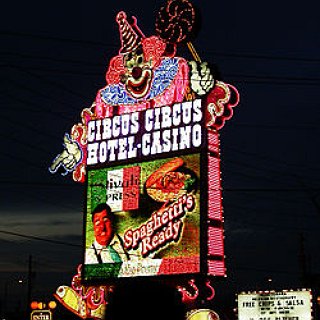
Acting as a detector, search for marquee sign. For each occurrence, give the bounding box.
[237,290,313,320]
[49,0,239,284]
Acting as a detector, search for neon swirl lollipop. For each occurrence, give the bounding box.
[156,0,201,61]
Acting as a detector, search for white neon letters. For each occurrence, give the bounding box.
[86,99,203,166]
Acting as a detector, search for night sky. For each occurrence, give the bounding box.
[1,0,319,317]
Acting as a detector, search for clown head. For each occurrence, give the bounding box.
[94,11,188,118]
[116,12,153,99]
[122,46,153,99]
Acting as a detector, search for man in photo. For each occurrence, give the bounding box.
[85,203,129,264]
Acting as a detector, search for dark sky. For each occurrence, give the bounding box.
[1,0,320,316]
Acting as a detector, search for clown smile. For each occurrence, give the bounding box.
[126,69,152,99]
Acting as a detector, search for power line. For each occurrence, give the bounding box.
[0,30,107,48]
[228,73,320,83]
[0,180,80,188]
[4,63,320,85]
[0,51,103,67]
[226,158,296,182]
[0,150,51,172]
[5,64,90,100]
[0,230,81,247]
[0,181,82,211]
[224,187,320,192]
[225,200,319,219]
[226,217,319,233]
[2,30,320,63]
[1,114,59,141]
[0,177,319,193]
[5,79,82,117]
[231,122,319,131]
[0,132,50,155]
[204,49,320,63]
[231,79,320,86]
[229,265,300,275]
[1,63,99,77]
[224,146,320,175]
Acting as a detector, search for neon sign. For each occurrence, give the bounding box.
[86,99,203,166]
[49,0,240,284]
[54,265,111,319]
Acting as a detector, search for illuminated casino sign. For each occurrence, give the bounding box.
[86,100,203,165]
[49,0,240,283]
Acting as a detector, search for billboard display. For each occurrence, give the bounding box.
[84,153,201,280]
[81,89,238,282]
[237,290,313,320]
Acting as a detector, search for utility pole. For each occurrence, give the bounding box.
[299,233,307,286]
[27,254,32,317]
[3,280,8,317]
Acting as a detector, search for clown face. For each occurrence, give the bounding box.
[93,209,113,246]
[123,48,153,99]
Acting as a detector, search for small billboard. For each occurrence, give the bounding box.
[237,290,313,320]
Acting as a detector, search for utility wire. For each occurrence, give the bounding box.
[0,30,107,48]
[0,176,319,193]
[5,64,90,100]
[224,187,320,192]
[1,30,320,63]
[231,122,319,131]
[0,132,50,155]
[4,63,320,85]
[0,51,103,67]
[0,230,81,247]
[204,49,320,63]
[0,180,79,187]
[5,79,82,117]
[1,63,100,77]
[225,146,320,174]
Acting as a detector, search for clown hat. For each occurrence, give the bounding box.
[116,11,145,54]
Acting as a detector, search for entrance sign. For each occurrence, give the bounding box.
[31,310,52,320]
